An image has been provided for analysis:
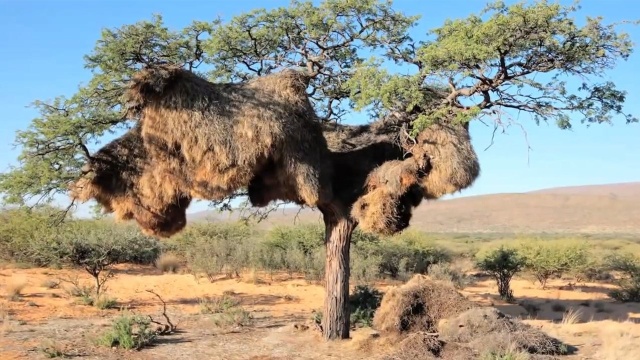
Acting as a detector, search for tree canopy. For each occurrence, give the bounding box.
[0,0,636,210]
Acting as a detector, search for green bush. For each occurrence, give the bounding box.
[348,285,383,328]
[517,240,590,289]
[476,247,525,301]
[98,313,157,350]
[605,252,640,302]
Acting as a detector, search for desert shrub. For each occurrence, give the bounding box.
[155,252,182,273]
[517,240,590,289]
[6,277,27,301]
[258,224,324,279]
[60,222,160,296]
[349,285,383,328]
[350,246,383,285]
[98,312,157,350]
[353,232,451,280]
[427,263,472,289]
[476,247,525,301]
[605,252,640,302]
[94,296,118,310]
[180,223,254,281]
[199,295,240,314]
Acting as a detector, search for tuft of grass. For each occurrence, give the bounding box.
[210,307,254,328]
[40,340,66,358]
[551,302,566,312]
[41,279,60,289]
[561,308,584,325]
[6,278,27,301]
[94,296,118,310]
[155,253,181,273]
[199,295,240,314]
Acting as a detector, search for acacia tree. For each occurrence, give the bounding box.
[0,0,637,340]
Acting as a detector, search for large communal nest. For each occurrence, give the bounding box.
[70,65,334,237]
[350,122,480,236]
[373,274,475,334]
[375,275,572,360]
[70,125,191,238]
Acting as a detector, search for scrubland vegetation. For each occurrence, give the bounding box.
[2,206,640,359]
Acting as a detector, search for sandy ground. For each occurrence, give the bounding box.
[1,265,639,359]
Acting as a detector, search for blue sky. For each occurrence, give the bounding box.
[0,0,639,216]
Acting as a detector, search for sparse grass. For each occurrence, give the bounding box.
[594,321,640,360]
[199,295,240,314]
[6,277,27,301]
[155,252,181,273]
[210,307,254,328]
[551,302,566,312]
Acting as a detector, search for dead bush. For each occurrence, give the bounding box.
[373,274,474,334]
[155,252,182,273]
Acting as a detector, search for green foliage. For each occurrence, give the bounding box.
[517,240,590,289]
[199,295,241,314]
[353,231,452,279]
[604,252,640,302]
[348,285,383,328]
[476,246,525,301]
[2,0,635,211]
[98,312,157,350]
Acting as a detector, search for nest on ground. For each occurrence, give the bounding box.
[71,64,334,237]
[439,307,571,356]
[373,274,475,334]
[349,122,479,236]
[69,126,191,237]
[377,276,572,360]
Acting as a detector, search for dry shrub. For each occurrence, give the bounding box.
[6,277,27,301]
[439,307,570,356]
[72,64,333,237]
[411,123,480,200]
[373,274,475,334]
[155,252,182,273]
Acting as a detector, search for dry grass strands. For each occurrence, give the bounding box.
[69,126,191,237]
[439,307,571,356]
[373,274,475,334]
[350,158,426,235]
[125,64,333,208]
[410,123,480,199]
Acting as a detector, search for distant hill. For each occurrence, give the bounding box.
[188,182,640,234]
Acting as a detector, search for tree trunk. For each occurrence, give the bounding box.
[320,203,356,340]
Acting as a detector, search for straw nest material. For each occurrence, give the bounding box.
[69,126,191,237]
[377,276,572,360]
[349,122,479,236]
[71,64,334,237]
[411,122,480,199]
[125,64,333,207]
[372,274,475,334]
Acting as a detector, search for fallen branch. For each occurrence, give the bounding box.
[145,289,178,334]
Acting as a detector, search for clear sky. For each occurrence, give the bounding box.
[0,0,639,216]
